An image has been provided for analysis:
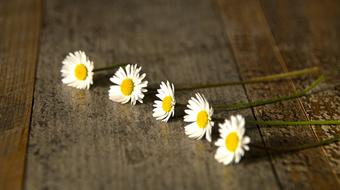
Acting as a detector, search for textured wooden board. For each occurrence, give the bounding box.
[215,0,339,189]
[25,0,279,189]
[259,0,340,179]
[0,0,41,189]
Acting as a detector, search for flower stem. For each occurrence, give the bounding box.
[251,135,340,153]
[246,119,340,126]
[176,67,319,91]
[93,63,127,72]
[212,117,340,126]
[213,75,325,111]
[211,116,340,152]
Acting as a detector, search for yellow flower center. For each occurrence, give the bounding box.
[196,110,208,128]
[120,78,134,96]
[225,132,239,152]
[162,96,173,112]
[74,64,88,80]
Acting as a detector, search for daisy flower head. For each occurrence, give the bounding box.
[214,115,250,165]
[108,64,148,105]
[61,51,94,90]
[184,93,214,142]
[153,81,176,122]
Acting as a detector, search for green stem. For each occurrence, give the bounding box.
[176,67,319,91]
[246,119,340,126]
[93,63,128,72]
[211,116,340,151]
[251,135,340,153]
[213,75,325,111]
[212,116,340,126]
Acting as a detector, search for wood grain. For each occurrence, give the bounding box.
[215,0,339,189]
[0,0,41,189]
[259,0,340,179]
[25,0,280,189]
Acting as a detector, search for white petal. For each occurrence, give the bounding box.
[243,136,251,144]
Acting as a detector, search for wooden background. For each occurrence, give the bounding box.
[0,0,339,189]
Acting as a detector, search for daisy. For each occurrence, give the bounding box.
[108,64,148,105]
[214,115,250,165]
[184,93,214,142]
[152,81,176,122]
[61,51,94,90]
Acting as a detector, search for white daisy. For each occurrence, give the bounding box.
[61,51,94,90]
[183,93,214,142]
[108,64,148,105]
[214,115,250,165]
[152,81,176,122]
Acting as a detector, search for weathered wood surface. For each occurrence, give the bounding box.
[0,0,337,189]
[216,0,340,189]
[260,0,340,179]
[0,0,41,189]
[24,0,280,189]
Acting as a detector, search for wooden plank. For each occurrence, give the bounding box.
[259,0,340,179]
[25,0,279,189]
[0,0,41,189]
[215,0,339,189]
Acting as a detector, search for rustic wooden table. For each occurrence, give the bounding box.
[0,0,339,189]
